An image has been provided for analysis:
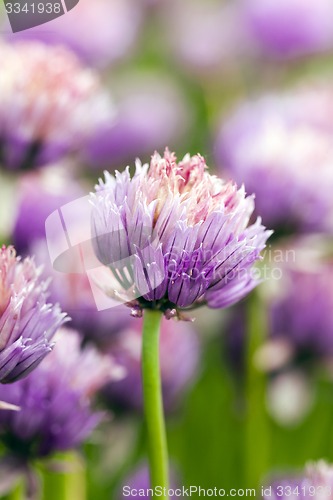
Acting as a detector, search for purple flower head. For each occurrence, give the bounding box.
[0,41,114,171]
[263,461,333,499]
[0,328,121,459]
[0,246,67,384]
[6,0,143,69]
[242,0,333,59]
[215,85,333,235]
[91,149,271,319]
[101,317,200,413]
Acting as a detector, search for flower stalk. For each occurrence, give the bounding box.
[142,310,169,498]
[245,289,270,489]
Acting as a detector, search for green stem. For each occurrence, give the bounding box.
[41,453,86,500]
[63,454,86,500]
[142,310,169,498]
[245,291,270,489]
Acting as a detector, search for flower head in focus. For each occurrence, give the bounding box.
[0,41,114,171]
[0,328,121,460]
[0,246,67,383]
[91,149,271,319]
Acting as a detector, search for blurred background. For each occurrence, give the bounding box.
[1,0,333,498]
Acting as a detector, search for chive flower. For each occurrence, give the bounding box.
[91,149,271,319]
[0,246,67,383]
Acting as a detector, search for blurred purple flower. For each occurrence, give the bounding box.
[242,0,333,59]
[215,85,333,234]
[263,461,333,499]
[270,237,333,359]
[0,328,121,459]
[0,246,67,384]
[0,41,114,171]
[163,0,250,75]
[12,167,84,255]
[6,0,143,69]
[224,237,333,424]
[102,317,200,413]
[91,149,271,318]
[85,75,190,168]
[226,237,333,365]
